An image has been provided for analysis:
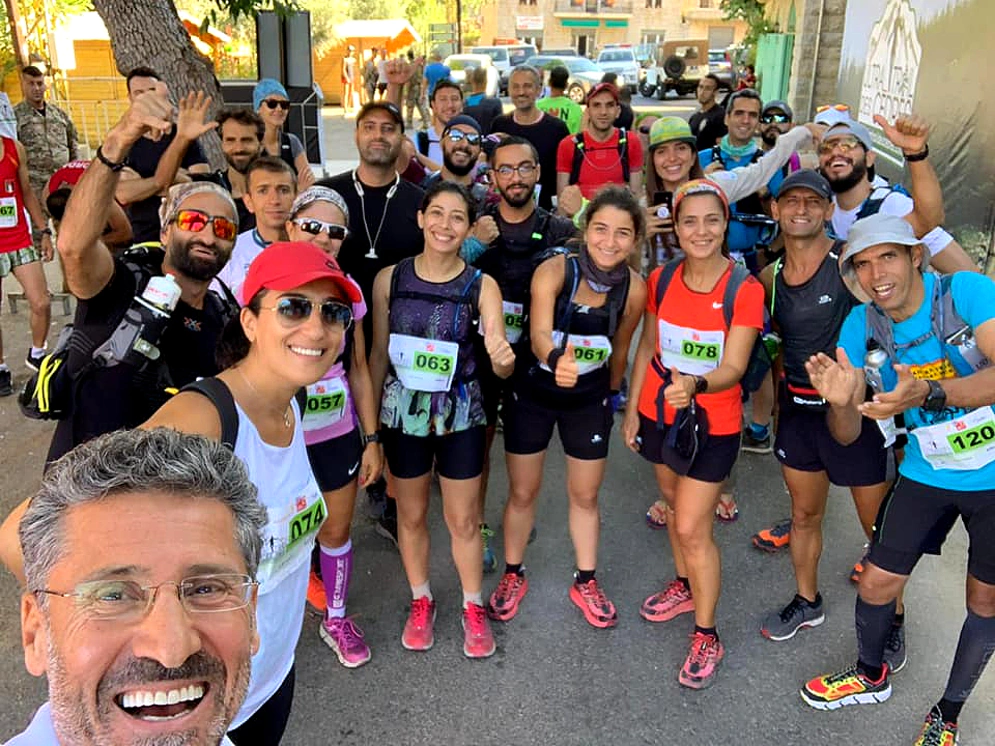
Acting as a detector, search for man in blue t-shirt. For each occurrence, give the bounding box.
[799,213,995,746]
[423,50,451,97]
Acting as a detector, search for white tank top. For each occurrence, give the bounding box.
[229,398,323,729]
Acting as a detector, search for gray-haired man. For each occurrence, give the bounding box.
[47,84,239,464]
[10,428,267,745]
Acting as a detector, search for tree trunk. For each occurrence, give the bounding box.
[3,0,29,69]
[92,0,224,168]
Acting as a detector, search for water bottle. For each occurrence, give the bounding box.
[92,274,182,368]
[762,331,781,362]
[863,340,888,392]
[138,273,181,316]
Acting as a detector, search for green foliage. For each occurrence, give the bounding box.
[720,0,776,50]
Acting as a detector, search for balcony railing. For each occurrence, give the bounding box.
[554,0,635,15]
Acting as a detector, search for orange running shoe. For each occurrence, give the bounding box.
[307,569,327,614]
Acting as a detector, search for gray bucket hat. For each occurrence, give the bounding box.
[839,213,929,282]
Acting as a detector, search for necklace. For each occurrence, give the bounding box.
[235,366,292,428]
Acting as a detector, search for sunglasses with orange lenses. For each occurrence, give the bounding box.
[172,209,237,241]
[816,103,850,113]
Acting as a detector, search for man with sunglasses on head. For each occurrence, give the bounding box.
[323,99,425,545]
[115,67,211,244]
[45,84,239,464]
[215,156,297,300]
[817,117,976,275]
[8,428,265,746]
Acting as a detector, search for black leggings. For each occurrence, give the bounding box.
[228,666,296,746]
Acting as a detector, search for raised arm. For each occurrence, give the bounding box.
[712,125,816,204]
[60,83,175,299]
[873,114,943,238]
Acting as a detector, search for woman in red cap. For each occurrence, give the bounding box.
[144,240,360,744]
[284,186,382,670]
[622,179,764,690]
[368,181,515,659]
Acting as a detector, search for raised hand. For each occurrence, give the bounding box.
[384,58,413,87]
[474,215,499,245]
[663,366,696,409]
[483,315,515,375]
[114,80,174,145]
[554,341,579,388]
[175,91,218,143]
[874,113,929,156]
[558,185,584,218]
[804,348,863,408]
[859,363,929,420]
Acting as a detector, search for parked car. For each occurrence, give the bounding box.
[470,46,512,93]
[708,49,738,91]
[595,47,640,93]
[541,47,580,57]
[642,39,710,98]
[444,53,500,97]
[530,54,605,103]
[497,43,539,94]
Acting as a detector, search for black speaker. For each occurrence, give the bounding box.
[256,11,284,81]
[284,12,313,88]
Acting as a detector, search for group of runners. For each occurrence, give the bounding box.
[0,58,991,746]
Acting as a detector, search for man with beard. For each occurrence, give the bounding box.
[215,109,265,231]
[818,118,977,275]
[473,135,577,573]
[10,428,265,746]
[46,83,238,464]
[422,115,487,198]
[758,100,802,171]
[687,74,726,152]
[556,82,643,222]
[491,66,568,211]
[215,156,296,300]
[323,100,424,545]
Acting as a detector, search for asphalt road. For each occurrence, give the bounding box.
[0,101,992,745]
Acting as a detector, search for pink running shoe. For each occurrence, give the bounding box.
[679,631,725,689]
[462,602,496,658]
[569,578,618,628]
[487,572,529,621]
[401,597,436,651]
[640,580,694,623]
[319,616,372,668]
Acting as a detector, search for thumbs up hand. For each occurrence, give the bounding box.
[663,366,696,409]
[483,315,515,377]
[554,341,580,388]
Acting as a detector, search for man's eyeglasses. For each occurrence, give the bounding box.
[445,129,482,146]
[263,99,291,111]
[293,218,349,241]
[493,163,537,178]
[760,113,790,124]
[172,209,237,241]
[34,574,257,622]
[261,296,354,330]
[817,136,863,155]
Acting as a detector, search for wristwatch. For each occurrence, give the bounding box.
[922,379,946,412]
[693,375,708,394]
[362,431,380,446]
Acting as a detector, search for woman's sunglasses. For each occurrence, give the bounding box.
[262,296,353,330]
[263,99,291,111]
[293,218,349,241]
[172,209,237,241]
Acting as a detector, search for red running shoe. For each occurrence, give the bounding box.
[401,596,436,651]
[462,602,496,658]
[640,579,694,623]
[487,572,529,621]
[678,631,725,689]
[569,578,618,628]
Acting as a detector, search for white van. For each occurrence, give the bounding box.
[471,46,511,93]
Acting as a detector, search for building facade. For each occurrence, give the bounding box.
[480,0,746,58]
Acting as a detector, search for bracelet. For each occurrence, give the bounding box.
[547,348,565,372]
[903,144,929,162]
[362,431,380,446]
[95,144,126,172]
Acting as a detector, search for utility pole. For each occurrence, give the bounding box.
[456,0,463,52]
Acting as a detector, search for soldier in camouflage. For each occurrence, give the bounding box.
[13,65,78,250]
[405,52,430,131]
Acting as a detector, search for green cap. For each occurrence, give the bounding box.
[648,117,697,149]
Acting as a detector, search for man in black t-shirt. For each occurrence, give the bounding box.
[687,74,727,152]
[490,66,569,211]
[49,85,236,464]
[115,67,210,244]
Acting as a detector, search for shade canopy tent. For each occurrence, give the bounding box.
[334,19,422,55]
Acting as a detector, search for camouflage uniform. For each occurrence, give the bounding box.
[405,59,430,130]
[14,100,78,202]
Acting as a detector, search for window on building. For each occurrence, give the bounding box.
[571,33,595,57]
[641,31,665,46]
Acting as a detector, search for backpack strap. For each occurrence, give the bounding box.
[294,387,307,414]
[568,133,586,185]
[654,258,683,309]
[416,130,430,156]
[553,255,581,337]
[180,377,239,449]
[721,263,752,329]
[856,185,903,221]
[618,128,630,183]
[605,268,631,338]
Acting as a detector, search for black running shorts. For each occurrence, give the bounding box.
[635,413,740,483]
[502,388,614,461]
[381,425,486,480]
[306,428,364,493]
[868,476,995,584]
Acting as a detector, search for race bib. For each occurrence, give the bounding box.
[658,321,724,376]
[503,301,525,344]
[912,408,995,471]
[388,333,459,392]
[303,377,349,432]
[540,332,612,376]
[257,488,326,588]
[0,197,17,228]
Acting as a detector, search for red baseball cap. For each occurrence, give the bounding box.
[240,241,363,306]
[586,82,620,105]
[46,160,90,194]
